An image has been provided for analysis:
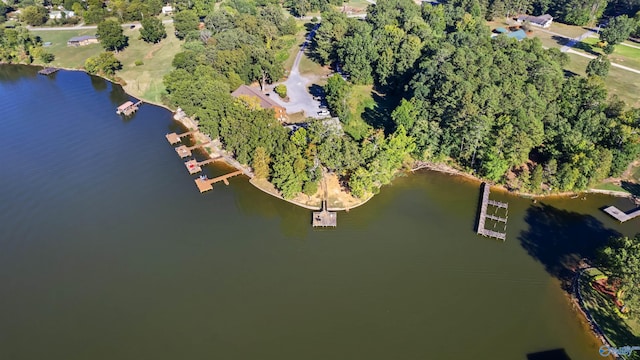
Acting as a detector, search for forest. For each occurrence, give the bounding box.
[158,0,640,198]
[312,0,640,194]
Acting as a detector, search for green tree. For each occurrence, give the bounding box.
[84,51,122,76]
[274,84,287,98]
[252,146,271,179]
[530,164,543,191]
[600,15,635,47]
[586,55,610,77]
[324,74,351,123]
[601,234,640,318]
[97,20,128,52]
[174,10,199,40]
[140,16,166,43]
[21,6,47,26]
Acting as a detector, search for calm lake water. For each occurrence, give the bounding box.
[1,65,639,360]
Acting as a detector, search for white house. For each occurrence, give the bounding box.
[516,14,553,28]
[49,10,75,19]
[161,5,174,15]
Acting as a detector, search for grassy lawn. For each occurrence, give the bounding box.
[35,29,102,68]
[580,275,640,354]
[33,23,181,104]
[592,182,630,193]
[579,37,640,71]
[344,84,375,139]
[115,23,181,103]
[298,53,329,77]
[339,0,372,11]
[547,21,590,38]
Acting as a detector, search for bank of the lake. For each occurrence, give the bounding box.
[3,64,640,359]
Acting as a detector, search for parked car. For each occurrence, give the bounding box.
[318,110,330,116]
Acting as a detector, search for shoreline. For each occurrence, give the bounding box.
[15,63,636,207]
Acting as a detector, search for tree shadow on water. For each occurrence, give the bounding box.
[519,204,621,291]
[621,181,640,197]
[527,349,572,360]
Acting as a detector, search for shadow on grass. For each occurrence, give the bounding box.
[581,278,640,356]
[551,36,600,56]
[518,204,620,291]
[361,92,399,134]
[526,349,572,360]
[620,181,640,197]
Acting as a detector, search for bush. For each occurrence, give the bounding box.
[135,59,144,66]
[274,84,287,98]
[40,52,55,63]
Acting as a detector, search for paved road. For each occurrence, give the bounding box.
[560,30,596,52]
[27,19,173,31]
[267,23,326,119]
[566,48,640,74]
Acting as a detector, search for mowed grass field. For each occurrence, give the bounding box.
[35,23,181,104]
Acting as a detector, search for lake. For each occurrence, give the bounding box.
[1,65,639,360]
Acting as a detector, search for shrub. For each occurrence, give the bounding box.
[135,59,144,66]
[274,84,287,98]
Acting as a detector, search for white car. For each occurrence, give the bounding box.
[317,110,330,116]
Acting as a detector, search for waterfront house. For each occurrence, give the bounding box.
[67,35,98,47]
[161,5,174,15]
[231,85,287,122]
[516,14,553,28]
[49,10,75,19]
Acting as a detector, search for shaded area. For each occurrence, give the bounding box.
[621,181,640,197]
[361,92,398,133]
[580,276,640,359]
[519,204,620,291]
[551,36,599,55]
[527,349,572,360]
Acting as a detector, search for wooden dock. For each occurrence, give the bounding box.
[116,100,143,116]
[38,67,59,75]
[166,131,194,145]
[313,200,337,227]
[185,157,222,174]
[603,205,640,223]
[175,142,210,158]
[476,183,508,241]
[194,170,244,193]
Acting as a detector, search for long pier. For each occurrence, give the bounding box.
[194,170,244,193]
[185,157,222,174]
[476,183,508,241]
[166,131,195,145]
[603,205,640,223]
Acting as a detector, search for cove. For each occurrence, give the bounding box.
[0,64,638,360]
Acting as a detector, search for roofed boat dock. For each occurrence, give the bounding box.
[166,131,195,145]
[116,100,143,116]
[175,142,211,158]
[185,157,222,174]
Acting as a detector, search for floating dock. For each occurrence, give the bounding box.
[313,200,337,227]
[194,170,244,193]
[603,205,640,223]
[166,131,195,145]
[476,183,508,241]
[116,100,143,116]
[185,157,222,175]
[38,67,59,75]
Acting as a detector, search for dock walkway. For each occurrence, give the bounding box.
[312,171,337,227]
[194,170,244,193]
[603,205,640,223]
[476,183,508,241]
[185,157,222,174]
[166,131,194,145]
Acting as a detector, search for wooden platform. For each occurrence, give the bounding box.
[603,205,640,223]
[175,142,210,158]
[116,100,142,116]
[476,183,508,241]
[185,157,222,174]
[312,201,337,227]
[194,170,244,193]
[166,131,194,145]
[38,67,59,75]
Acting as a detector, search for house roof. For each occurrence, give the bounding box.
[117,101,134,111]
[231,85,282,110]
[517,14,553,25]
[68,35,97,42]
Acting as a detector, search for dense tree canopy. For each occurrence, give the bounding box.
[97,19,128,51]
[140,16,166,43]
[84,51,122,76]
[601,234,640,318]
[21,5,47,26]
[0,26,49,64]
